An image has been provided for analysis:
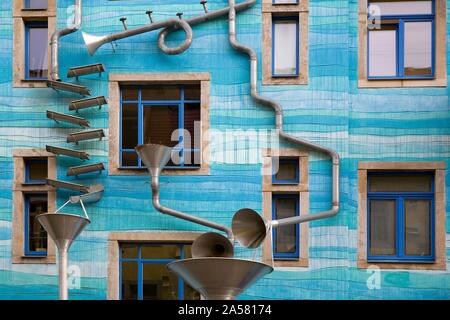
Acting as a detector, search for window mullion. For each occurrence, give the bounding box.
[397,197,405,258]
[138,89,143,167]
[179,86,185,167]
[398,20,405,78]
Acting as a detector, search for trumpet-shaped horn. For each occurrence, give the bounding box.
[82,32,110,56]
[192,232,234,258]
[231,208,268,249]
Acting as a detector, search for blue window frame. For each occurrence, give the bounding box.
[367,172,435,262]
[272,158,300,184]
[24,193,48,257]
[367,0,435,79]
[24,0,48,9]
[272,194,300,260]
[272,16,299,77]
[119,243,200,300]
[24,159,47,184]
[120,85,201,169]
[25,21,48,80]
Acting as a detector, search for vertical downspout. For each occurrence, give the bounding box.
[50,0,82,81]
[227,0,340,226]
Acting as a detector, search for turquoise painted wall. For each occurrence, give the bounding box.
[0,0,448,299]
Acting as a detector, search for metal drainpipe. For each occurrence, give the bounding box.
[151,175,234,239]
[50,0,82,81]
[227,0,340,227]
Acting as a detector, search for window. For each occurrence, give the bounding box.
[261,149,309,267]
[24,0,48,10]
[357,162,446,270]
[119,243,200,300]
[120,85,201,169]
[358,0,446,87]
[367,173,435,262]
[367,0,434,79]
[24,158,47,184]
[272,157,300,184]
[12,149,56,264]
[272,194,300,259]
[262,0,308,85]
[13,1,55,87]
[24,193,48,256]
[25,21,48,80]
[272,17,299,77]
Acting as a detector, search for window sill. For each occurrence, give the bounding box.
[358,77,447,88]
[13,79,48,88]
[109,165,210,176]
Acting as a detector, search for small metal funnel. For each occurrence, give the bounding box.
[37,213,90,300]
[231,208,268,248]
[167,258,273,300]
[135,143,172,177]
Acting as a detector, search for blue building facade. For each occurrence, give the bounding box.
[0,0,449,299]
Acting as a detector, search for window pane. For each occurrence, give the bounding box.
[404,200,431,256]
[143,105,179,147]
[368,1,432,15]
[183,85,201,101]
[369,174,433,192]
[368,27,397,77]
[121,103,138,149]
[26,159,47,182]
[142,264,179,300]
[121,152,138,167]
[141,86,180,101]
[184,103,201,150]
[121,262,138,300]
[274,158,299,183]
[27,26,48,79]
[141,245,182,260]
[274,196,298,254]
[404,21,432,77]
[121,244,138,259]
[369,199,396,256]
[121,87,139,101]
[26,194,48,253]
[27,0,48,9]
[273,19,298,76]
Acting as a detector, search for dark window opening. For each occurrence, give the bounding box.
[120,243,200,300]
[272,157,299,184]
[120,85,201,169]
[24,193,48,256]
[25,158,47,184]
[272,194,300,260]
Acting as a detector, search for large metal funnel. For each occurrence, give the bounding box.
[167,258,273,300]
[135,143,172,177]
[231,208,269,249]
[37,213,90,300]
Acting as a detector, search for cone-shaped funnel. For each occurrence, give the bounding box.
[232,208,268,249]
[167,258,273,300]
[37,213,90,251]
[37,213,90,300]
[135,144,172,177]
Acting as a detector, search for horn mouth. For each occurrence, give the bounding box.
[232,208,268,249]
[82,32,107,56]
[192,232,234,258]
